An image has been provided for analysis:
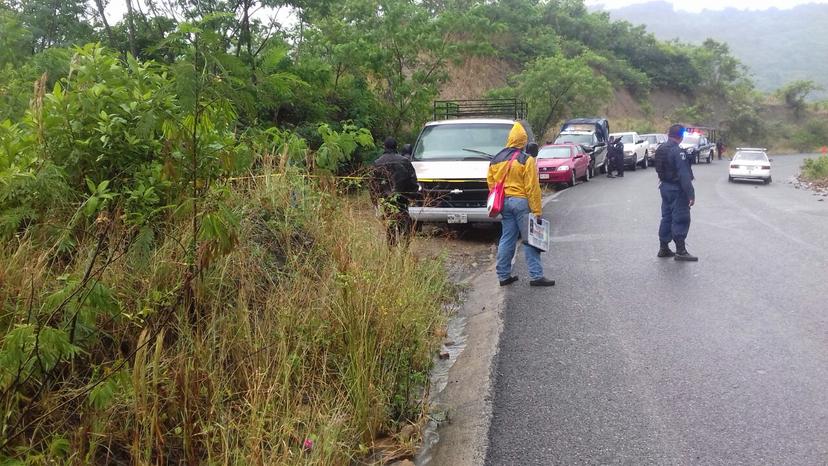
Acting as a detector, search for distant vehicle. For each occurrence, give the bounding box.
[680,127,718,164]
[609,131,649,170]
[408,99,535,225]
[536,144,591,187]
[640,133,667,164]
[729,148,772,184]
[556,118,610,176]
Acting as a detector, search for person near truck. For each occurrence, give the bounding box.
[654,124,698,261]
[716,140,725,160]
[607,136,625,178]
[487,123,555,287]
[370,137,419,247]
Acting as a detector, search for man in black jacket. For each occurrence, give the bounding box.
[607,136,625,178]
[370,137,419,246]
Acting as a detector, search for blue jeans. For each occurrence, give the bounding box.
[496,197,544,281]
[659,182,691,243]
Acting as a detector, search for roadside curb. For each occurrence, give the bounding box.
[418,264,505,466]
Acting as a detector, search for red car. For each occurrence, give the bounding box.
[537,143,591,187]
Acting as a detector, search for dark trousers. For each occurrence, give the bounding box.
[380,197,413,246]
[659,183,690,243]
[610,154,624,175]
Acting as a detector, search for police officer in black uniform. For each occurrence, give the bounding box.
[370,137,419,247]
[607,136,625,178]
[654,124,698,261]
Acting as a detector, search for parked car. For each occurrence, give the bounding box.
[555,118,610,176]
[609,131,649,170]
[640,133,667,164]
[680,128,717,164]
[536,143,591,187]
[729,148,772,184]
[408,99,535,225]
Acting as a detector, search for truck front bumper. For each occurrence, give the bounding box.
[408,206,499,224]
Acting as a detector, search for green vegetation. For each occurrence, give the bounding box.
[0,33,451,465]
[801,156,828,182]
[1,0,808,462]
[607,1,828,100]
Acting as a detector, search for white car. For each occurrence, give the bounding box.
[729,148,772,184]
[609,131,649,170]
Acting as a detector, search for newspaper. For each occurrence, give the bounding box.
[527,216,550,252]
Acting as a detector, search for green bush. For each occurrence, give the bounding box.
[802,156,828,181]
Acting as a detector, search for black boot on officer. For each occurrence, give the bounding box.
[674,239,698,261]
[657,240,675,258]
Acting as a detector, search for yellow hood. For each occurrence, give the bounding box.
[505,122,527,149]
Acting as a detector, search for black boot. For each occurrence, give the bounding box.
[530,277,556,287]
[674,239,698,262]
[657,241,675,258]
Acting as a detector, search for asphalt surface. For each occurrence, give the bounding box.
[485,154,828,465]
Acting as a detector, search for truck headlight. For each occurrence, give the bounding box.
[558,165,570,171]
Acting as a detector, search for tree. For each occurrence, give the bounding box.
[492,54,612,137]
[776,80,824,119]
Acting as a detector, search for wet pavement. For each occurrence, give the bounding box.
[485,154,828,465]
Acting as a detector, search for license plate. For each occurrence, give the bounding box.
[447,214,468,224]
[540,174,550,179]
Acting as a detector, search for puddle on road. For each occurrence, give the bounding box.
[416,303,467,465]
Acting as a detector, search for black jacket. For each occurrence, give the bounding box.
[371,151,418,200]
[654,140,695,200]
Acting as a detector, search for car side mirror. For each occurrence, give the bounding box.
[526,142,539,157]
[401,143,413,157]
[574,154,584,159]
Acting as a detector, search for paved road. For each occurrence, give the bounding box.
[485,154,828,465]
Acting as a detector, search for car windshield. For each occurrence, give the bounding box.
[413,123,513,160]
[612,134,634,144]
[555,133,593,144]
[735,152,768,161]
[538,146,573,159]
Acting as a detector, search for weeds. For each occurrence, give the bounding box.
[801,155,828,182]
[0,172,452,464]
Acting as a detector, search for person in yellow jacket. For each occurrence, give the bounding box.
[488,122,555,287]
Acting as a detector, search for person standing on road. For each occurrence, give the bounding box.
[488,122,555,287]
[717,140,725,160]
[654,124,698,261]
[607,136,625,178]
[370,137,419,247]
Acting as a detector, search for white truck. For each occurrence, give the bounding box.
[610,131,650,170]
[407,100,535,225]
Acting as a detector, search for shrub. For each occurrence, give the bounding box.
[801,156,828,181]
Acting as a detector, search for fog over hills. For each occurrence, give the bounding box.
[602,1,828,98]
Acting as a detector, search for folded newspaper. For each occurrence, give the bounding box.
[527,216,550,252]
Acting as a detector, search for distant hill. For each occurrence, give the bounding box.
[602,1,828,99]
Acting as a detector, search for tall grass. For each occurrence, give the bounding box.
[0,170,452,464]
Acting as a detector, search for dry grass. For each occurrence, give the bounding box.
[0,171,453,464]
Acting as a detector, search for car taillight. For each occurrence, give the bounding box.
[761,165,770,169]
[730,164,739,169]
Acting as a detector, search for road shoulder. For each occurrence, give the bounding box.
[419,265,504,466]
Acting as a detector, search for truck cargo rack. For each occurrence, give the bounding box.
[432,99,528,121]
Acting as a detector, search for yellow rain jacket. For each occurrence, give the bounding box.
[486,123,542,216]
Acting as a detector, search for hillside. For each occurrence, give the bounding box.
[603,1,828,98]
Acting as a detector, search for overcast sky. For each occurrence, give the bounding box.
[586,0,828,11]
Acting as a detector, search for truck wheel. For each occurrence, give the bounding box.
[642,154,649,169]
